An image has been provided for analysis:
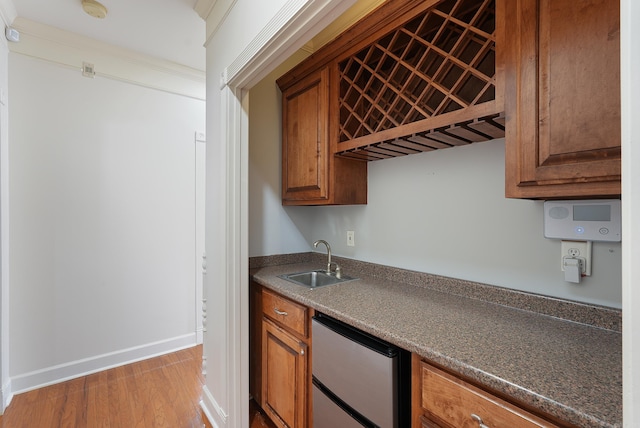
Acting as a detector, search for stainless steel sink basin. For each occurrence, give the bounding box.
[279,270,358,288]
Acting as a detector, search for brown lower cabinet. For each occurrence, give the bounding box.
[250,283,571,428]
[412,354,565,428]
[250,282,312,428]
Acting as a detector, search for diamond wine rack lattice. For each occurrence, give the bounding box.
[336,0,504,161]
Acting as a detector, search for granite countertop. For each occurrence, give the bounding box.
[250,254,622,428]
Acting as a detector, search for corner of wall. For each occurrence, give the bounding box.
[0,0,17,29]
[194,0,216,21]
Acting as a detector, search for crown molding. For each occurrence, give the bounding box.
[9,18,205,100]
[223,0,357,89]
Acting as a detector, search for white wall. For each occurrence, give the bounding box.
[8,52,205,392]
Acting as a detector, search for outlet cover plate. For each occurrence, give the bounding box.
[561,240,592,276]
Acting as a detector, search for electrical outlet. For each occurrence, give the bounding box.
[561,240,592,276]
[347,231,355,247]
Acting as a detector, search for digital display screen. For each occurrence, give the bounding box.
[573,204,611,221]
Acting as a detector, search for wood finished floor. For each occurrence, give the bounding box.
[1,346,205,428]
[0,345,274,428]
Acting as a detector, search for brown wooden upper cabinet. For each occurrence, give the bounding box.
[501,0,621,199]
[278,0,505,205]
[278,0,621,204]
[280,67,367,205]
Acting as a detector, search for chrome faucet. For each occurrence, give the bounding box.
[313,239,341,278]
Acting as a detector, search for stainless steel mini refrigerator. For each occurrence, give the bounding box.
[312,312,410,428]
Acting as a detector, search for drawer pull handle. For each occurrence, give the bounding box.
[273,308,288,316]
[471,414,489,428]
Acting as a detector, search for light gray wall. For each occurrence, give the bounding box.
[249,59,622,309]
[249,51,311,257]
[9,53,205,392]
[303,140,622,308]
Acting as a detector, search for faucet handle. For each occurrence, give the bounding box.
[334,264,342,279]
[328,262,342,278]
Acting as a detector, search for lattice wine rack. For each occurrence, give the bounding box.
[336,0,504,161]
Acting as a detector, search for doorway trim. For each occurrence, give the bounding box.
[204,0,356,426]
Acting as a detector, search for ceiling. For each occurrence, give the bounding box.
[10,0,206,71]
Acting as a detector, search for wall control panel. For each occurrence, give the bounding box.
[544,199,621,242]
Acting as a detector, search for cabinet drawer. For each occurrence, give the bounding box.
[262,289,308,338]
[420,362,559,428]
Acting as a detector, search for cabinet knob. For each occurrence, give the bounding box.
[471,414,490,428]
[273,308,288,316]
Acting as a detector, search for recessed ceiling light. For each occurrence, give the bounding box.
[82,0,108,19]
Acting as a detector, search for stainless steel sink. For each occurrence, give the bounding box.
[279,270,358,288]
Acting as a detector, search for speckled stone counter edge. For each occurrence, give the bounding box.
[249,252,621,332]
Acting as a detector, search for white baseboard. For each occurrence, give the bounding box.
[11,333,197,394]
[201,385,226,428]
[1,378,12,414]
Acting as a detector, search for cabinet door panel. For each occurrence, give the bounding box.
[282,68,329,203]
[262,318,308,428]
[538,0,620,164]
[503,0,621,198]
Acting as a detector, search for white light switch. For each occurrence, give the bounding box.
[347,231,355,247]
